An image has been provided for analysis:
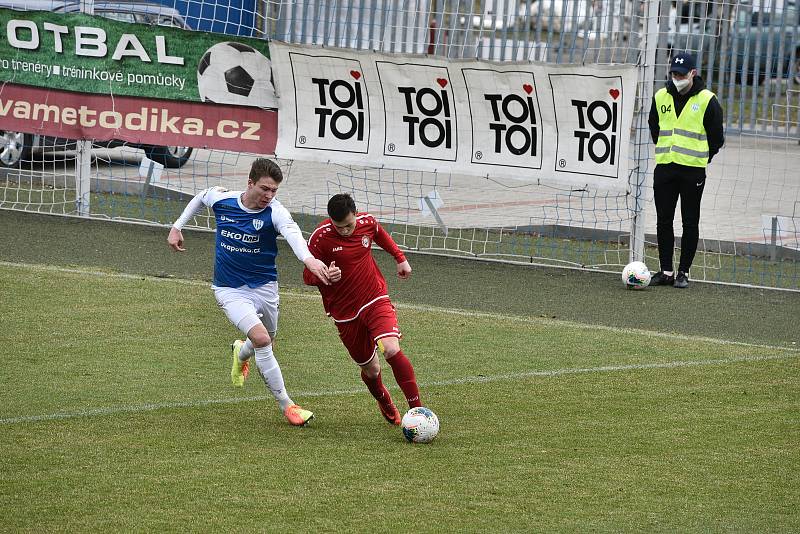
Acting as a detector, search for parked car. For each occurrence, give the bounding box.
[669,1,800,86]
[730,4,800,85]
[517,0,594,33]
[0,0,194,168]
[58,0,189,27]
[459,4,518,31]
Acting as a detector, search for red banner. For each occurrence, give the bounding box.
[0,83,278,153]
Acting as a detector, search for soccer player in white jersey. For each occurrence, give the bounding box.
[167,158,331,426]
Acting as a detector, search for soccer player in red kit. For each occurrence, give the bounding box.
[303,193,423,425]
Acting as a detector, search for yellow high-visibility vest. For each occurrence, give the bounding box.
[654,87,714,167]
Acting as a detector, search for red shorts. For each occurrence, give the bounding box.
[335,298,401,366]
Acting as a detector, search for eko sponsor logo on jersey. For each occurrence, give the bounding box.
[220,229,259,243]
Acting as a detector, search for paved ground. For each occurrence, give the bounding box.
[4,130,799,253]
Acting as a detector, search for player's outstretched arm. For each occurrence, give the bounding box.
[373,219,408,272]
[302,267,320,286]
[304,257,331,286]
[397,260,411,279]
[272,204,331,286]
[167,227,186,252]
[169,188,215,252]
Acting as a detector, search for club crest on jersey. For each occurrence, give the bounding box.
[361,236,370,248]
[252,219,264,231]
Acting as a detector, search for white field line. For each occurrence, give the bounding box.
[2,261,798,354]
[1,353,797,425]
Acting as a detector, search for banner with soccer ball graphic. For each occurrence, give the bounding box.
[271,42,637,191]
[0,7,278,151]
[196,42,276,109]
[0,7,276,107]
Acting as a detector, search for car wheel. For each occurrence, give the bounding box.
[0,131,32,168]
[144,145,193,168]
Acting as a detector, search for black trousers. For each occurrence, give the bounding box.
[653,163,706,273]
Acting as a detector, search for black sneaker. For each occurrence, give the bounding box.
[650,271,675,286]
[673,271,689,288]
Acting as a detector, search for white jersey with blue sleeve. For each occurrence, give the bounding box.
[172,187,312,288]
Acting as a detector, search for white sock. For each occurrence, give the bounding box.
[239,339,255,361]
[254,344,293,410]
[663,270,674,276]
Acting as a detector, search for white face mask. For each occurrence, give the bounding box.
[672,76,691,92]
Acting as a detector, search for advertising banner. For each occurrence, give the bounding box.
[0,83,277,152]
[272,42,637,191]
[0,7,276,107]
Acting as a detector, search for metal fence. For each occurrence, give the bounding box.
[1,0,798,289]
[269,0,798,136]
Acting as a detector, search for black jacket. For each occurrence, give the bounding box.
[648,75,725,163]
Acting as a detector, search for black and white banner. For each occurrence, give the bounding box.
[271,42,637,191]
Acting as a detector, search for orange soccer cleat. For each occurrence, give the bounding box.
[284,404,314,426]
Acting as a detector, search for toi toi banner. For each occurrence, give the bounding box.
[271,42,637,191]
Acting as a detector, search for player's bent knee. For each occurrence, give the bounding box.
[379,338,400,359]
[247,327,272,348]
[360,353,381,378]
[362,364,381,379]
[247,323,272,348]
[251,336,272,348]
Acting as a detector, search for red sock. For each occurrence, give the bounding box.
[360,370,392,406]
[386,350,422,408]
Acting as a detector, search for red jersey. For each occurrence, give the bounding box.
[303,213,406,322]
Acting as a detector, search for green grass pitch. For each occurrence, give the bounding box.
[1,261,798,532]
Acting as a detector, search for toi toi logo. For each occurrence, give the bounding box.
[571,99,618,165]
[398,86,452,149]
[485,93,537,156]
[311,77,365,141]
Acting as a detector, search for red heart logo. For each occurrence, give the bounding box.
[523,84,533,94]
[350,70,361,80]
[609,88,620,100]
[436,78,448,88]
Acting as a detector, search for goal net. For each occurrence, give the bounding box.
[1,0,797,289]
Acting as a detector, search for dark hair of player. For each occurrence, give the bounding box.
[249,158,284,184]
[327,193,357,222]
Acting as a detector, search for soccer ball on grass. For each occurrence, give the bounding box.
[197,42,277,109]
[621,261,651,289]
[401,407,439,443]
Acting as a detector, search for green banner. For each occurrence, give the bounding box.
[0,7,275,107]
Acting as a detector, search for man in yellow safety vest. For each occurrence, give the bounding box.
[648,51,725,288]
